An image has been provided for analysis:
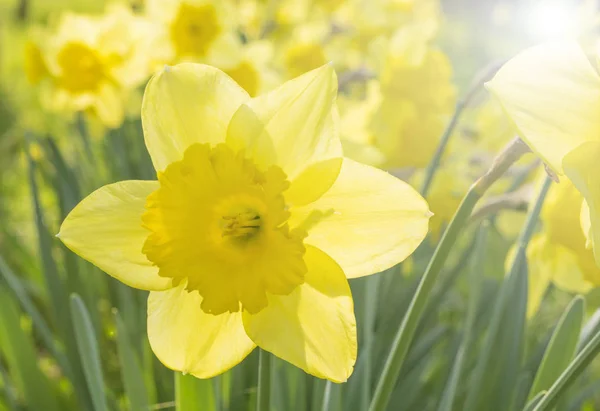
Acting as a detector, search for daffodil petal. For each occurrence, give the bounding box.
[487,41,600,173]
[58,181,172,291]
[289,158,430,278]
[242,246,356,382]
[248,64,342,203]
[563,141,600,267]
[581,200,593,250]
[94,83,124,128]
[142,63,249,171]
[148,283,256,378]
[225,103,276,169]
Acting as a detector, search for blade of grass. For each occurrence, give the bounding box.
[369,138,530,411]
[524,391,546,411]
[114,311,150,411]
[0,255,72,378]
[463,176,552,411]
[0,286,59,411]
[70,294,107,411]
[528,296,584,400]
[533,326,600,411]
[437,224,488,411]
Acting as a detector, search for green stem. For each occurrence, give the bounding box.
[175,372,215,411]
[257,349,271,411]
[369,138,530,411]
[533,329,600,411]
[420,61,504,197]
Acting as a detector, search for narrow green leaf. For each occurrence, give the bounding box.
[114,311,150,411]
[464,177,552,411]
[175,373,216,411]
[0,340,21,411]
[437,224,488,411]
[533,327,600,411]
[0,286,59,411]
[25,136,68,340]
[70,294,107,411]
[528,296,585,400]
[0,255,71,376]
[524,391,546,411]
[493,255,528,410]
[577,308,600,351]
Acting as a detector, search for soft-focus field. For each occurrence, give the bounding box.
[2,0,600,410]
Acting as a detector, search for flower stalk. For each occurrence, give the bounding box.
[257,349,271,411]
[369,137,531,411]
[420,61,505,197]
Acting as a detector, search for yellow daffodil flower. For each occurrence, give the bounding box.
[223,41,280,97]
[511,179,599,317]
[28,6,155,127]
[488,41,600,267]
[370,43,455,169]
[146,0,241,66]
[57,64,431,382]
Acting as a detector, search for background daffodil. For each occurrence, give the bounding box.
[488,41,600,267]
[26,6,155,128]
[57,63,431,382]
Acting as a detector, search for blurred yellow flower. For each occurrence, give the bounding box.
[146,0,240,66]
[58,63,430,381]
[223,40,279,97]
[370,44,455,169]
[515,179,599,317]
[488,41,600,267]
[26,5,155,127]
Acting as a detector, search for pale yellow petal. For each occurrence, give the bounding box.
[524,235,581,318]
[487,41,600,173]
[225,103,276,169]
[248,64,342,204]
[148,283,255,378]
[142,63,249,171]
[93,83,124,128]
[58,181,172,291]
[581,200,592,249]
[289,158,430,278]
[242,246,356,383]
[563,141,600,267]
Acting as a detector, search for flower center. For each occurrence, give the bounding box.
[170,3,221,58]
[221,210,261,239]
[57,42,105,93]
[142,143,307,315]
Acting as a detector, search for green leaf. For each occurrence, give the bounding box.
[437,224,488,411]
[532,325,600,411]
[175,372,216,411]
[114,311,150,411]
[528,296,585,400]
[0,255,71,377]
[0,285,59,411]
[524,391,546,411]
[70,294,108,411]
